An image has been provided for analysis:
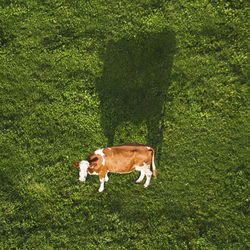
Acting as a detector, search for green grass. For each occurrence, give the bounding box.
[1,0,249,249]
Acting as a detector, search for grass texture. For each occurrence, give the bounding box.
[0,0,249,249]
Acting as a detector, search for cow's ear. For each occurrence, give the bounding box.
[72,161,80,168]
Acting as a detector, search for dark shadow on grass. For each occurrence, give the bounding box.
[96,29,176,161]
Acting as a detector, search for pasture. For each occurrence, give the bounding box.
[1,0,249,249]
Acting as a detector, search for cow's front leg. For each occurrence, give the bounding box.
[98,171,106,192]
[98,178,105,192]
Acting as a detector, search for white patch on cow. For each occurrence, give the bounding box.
[95,148,104,156]
[143,165,152,188]
[135,163,146,183]
[98,178,105,192]
[79,160,89,182]
[136,169,145,183]
[147,146,151,150]
[135,166,142,171]
[94,148,105,165]
[104,172,109,182]
[135,162,152,186]
[88,171,98,175]
[135,162,147,171]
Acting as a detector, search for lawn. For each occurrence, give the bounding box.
[0,0,249,249]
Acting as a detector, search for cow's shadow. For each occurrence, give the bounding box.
[96,29,176,160]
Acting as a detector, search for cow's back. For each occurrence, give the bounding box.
[104,144,153,173]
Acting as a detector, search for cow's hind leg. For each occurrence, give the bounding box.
[135,169,145,183]
[144,165,152,188]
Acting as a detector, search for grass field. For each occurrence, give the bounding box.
[1,0,249,249]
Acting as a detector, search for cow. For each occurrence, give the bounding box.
[72,143,156,192]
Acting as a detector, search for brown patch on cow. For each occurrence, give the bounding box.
[87,156,99,163]
[101,145,152,173]
[87,154,100,169]
[103,147,112,157]
[86,153,104,173]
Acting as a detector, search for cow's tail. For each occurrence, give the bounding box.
[149,147,157,178]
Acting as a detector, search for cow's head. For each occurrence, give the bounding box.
[72,160,89,182]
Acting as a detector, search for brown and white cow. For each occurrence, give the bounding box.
[72,143,156,192]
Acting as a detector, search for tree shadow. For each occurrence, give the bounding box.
[96,29,176,161]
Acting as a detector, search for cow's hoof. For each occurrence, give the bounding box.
[135,180,142,184]
[144,184,149,188]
